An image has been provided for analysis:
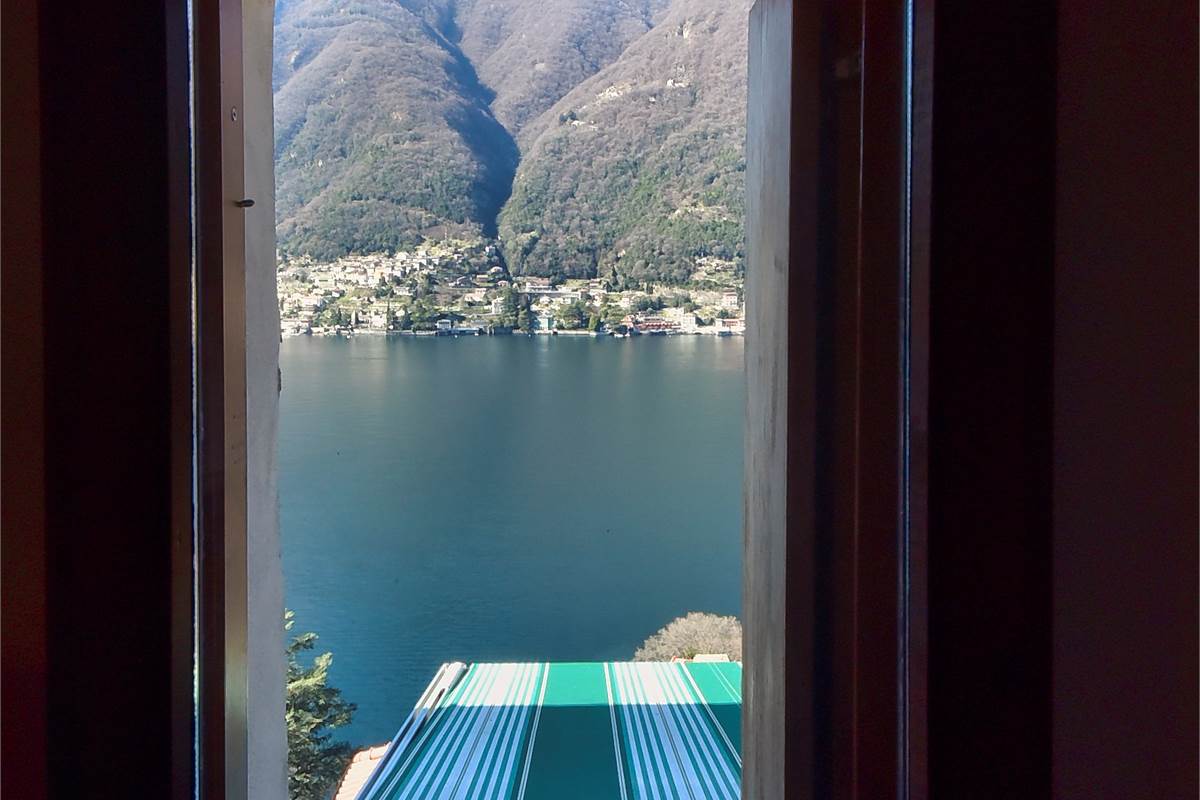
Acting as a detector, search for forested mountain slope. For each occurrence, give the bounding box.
[273,0,747,282]
[274,0,518,259]
[499,0,749,281]
[451,0,671,138]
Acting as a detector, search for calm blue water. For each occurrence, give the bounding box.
[280,335,744,745]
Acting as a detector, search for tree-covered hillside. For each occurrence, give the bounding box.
[451,0,672,138]
[274,0,519,260]
[273,0,749,283]
[499,0,749,281]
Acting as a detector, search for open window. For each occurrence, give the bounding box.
[5,1,1194,799]
[191,0,939,796]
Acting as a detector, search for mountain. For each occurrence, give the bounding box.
[273,0,747,282]
[450,0,671,138]
[499,0,749,281]
[273,0,518,260]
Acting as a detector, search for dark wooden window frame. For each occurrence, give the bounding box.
[745,0,930,796]
[196,0,939,796]
[745,1,1057,798]
[10,1,1191,799]
[194,1,249,798]
[1,1,200,797]
[186,0,1057,798]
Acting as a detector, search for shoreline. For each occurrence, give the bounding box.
[282,328,745,341]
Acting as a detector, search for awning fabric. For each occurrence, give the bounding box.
[355,661,743,800]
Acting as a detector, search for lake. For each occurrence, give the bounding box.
[280,334,744,745]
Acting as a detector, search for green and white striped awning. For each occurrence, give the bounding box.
[354,661,742,800]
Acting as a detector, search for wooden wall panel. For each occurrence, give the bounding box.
[1,0,48,796]
[4,1,196,797]
[1053,1,1199,795]
[926,2,1057,795]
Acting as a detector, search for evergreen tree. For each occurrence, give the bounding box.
[495,286,521,328]
[286,611,356,800]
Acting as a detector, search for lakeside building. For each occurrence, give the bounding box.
[662,306,701,332]
[277,249,745,337]
[717,317,746,335]
[338,660,742,800]
[634,316,681,334]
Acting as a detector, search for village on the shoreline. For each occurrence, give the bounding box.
[277,240,745,339]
